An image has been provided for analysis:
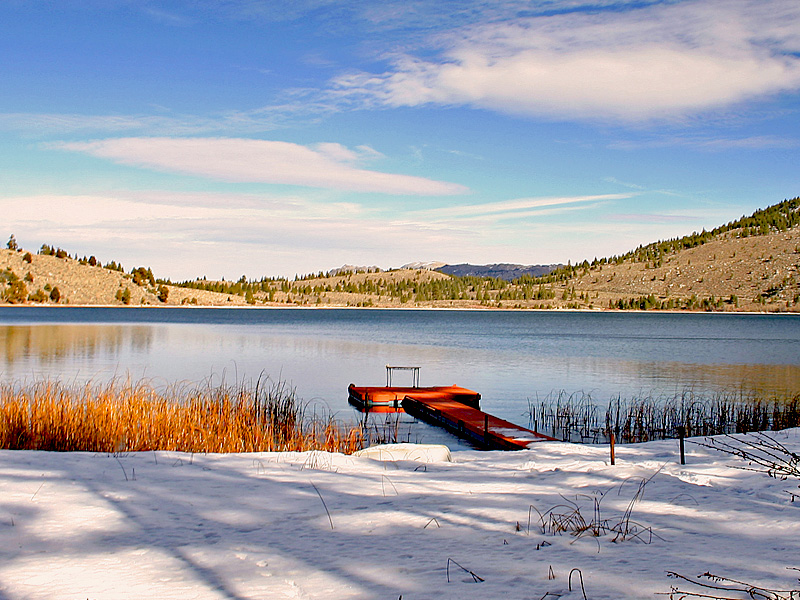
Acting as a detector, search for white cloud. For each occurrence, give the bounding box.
[331,0,800,121]
[0,191,474,277]
[51,137,468,195]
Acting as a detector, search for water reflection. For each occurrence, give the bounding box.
[0,315,798,429]
[1,325,153,367]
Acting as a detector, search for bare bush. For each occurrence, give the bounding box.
[666,569,800,600]
[693,432,800,501]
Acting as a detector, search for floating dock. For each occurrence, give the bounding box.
[348,383,481,411]
[350,366,555,450]
[402,395,556,450]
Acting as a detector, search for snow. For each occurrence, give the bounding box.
[353,443,452,462]
[489,426,551,445]
[1,431,799,599]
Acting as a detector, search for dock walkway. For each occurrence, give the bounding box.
[402,395,556,450]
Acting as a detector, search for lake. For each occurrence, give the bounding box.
[1,307,799,445]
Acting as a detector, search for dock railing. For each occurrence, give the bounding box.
[386,365,420,387]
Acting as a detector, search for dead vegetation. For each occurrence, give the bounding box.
[528,391,800,444]
[693,431,800,502]
[666,570,800,600]
[0,377,363,454]
[524,471,662,550]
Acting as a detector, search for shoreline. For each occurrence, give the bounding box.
[0,303,791,316]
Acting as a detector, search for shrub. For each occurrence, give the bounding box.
[3,280,28,304]
[49,286,61,303]
[29,289,48,303]
[132,267,155,286]
[22,252,32,263]
[157,284,169,303]
[6,234,18,251]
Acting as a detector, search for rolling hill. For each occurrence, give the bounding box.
[2,197,799,312]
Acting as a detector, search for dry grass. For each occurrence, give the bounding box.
[526,471,662,549]
[0,378,363,454]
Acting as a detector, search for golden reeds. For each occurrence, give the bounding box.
[0,379,364,454]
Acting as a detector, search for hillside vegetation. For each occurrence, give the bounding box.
[2,197,799,311]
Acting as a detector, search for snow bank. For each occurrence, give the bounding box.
[353,443,452,462]
[1,431,798,599]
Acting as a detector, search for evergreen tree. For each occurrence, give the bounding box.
[4,280,28,304]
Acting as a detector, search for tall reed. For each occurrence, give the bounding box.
[527,389,800,444]
[0,378,364,454]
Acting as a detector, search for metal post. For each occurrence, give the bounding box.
[678,426,686,465]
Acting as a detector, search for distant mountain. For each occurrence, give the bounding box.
[401,261,447,271]
[326,264,382,276]
[436,263,561,281]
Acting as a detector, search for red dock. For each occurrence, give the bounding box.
[351,366,555,450]
[348,383,481,411]
[402,395,556,450]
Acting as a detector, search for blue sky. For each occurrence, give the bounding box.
[1,0,799,279]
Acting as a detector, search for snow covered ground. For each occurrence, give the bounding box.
[1,431,798,600]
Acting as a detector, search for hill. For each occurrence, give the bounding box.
[436,263,560,280]
[0,245,250,307]
[2,197,799,311]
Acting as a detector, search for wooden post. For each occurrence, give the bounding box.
[610,432,616,465]
[678,426,686,465]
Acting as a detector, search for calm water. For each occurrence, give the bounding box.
[1,307,799,440]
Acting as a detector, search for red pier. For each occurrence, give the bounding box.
[350,366,556,450]
[401,395,556,450]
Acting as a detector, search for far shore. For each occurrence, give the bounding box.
[0,303,791,316]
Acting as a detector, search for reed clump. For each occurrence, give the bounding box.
[528,389,800,444]
[0,378,363,454]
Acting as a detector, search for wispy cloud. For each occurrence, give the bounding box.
[609,134,800,151]
[50,137,468,195]
[329,0,800,122]
[0,106,320,137]
[414,193,634,220]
